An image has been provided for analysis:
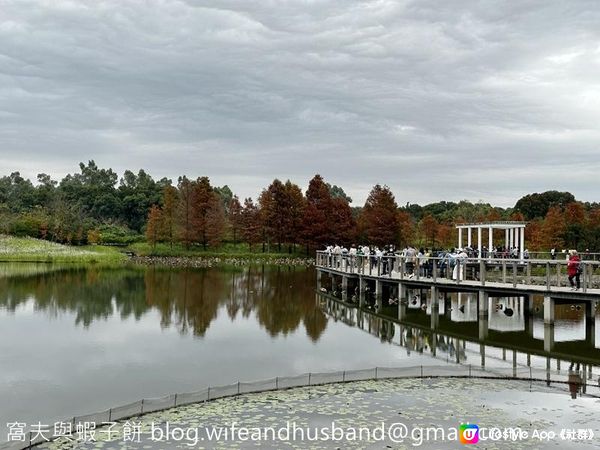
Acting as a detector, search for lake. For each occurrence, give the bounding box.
[0,263,598,441]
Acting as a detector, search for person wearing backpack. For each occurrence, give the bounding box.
[567,250,582,291]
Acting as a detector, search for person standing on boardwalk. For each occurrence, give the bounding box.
[405,245,417,278]
[567,250,582,291]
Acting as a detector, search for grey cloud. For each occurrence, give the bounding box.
[1,0,599,206]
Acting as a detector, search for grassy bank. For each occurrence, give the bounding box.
[0,236,312,266]
[0,235,127,263]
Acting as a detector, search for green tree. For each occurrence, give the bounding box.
[0,172,37,212]
[514,191,575,220]
[59,161,120,221]
[35,173,57,207]
[327,183,352,203]
[214,185,233,214]
[118,169,165,232]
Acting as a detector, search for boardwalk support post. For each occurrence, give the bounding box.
[544,296,555,352]
[479,260,486,286]
[478,290,489,340]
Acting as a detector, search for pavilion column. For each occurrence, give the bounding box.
[508,228,513,248]
[505,229,509,248]
[477,227,482,259]
[488,226,493,259]
[458,228,463,249]
[519,227,525,260]
[467,227,472,247]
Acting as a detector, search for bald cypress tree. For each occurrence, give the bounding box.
[240,197,261,250]
[177,176,197,249]
[146,205,163,250]
[359,184,399,247]
[161,185,178,249]
[228,195,243,246]
[302,174,333,250]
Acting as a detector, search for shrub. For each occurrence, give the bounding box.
[97,223,143,245]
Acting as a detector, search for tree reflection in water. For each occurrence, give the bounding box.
[0,264,328,340]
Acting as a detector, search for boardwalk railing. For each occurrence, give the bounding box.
[2,364,598,450]
[316,251,600,293]
[529,251,600,261]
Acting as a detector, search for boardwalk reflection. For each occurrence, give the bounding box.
[318,281,600,395]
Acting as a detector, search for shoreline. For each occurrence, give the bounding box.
[129,255,315,267]
[0,235,315,266]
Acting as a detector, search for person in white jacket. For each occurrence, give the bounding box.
[453,249,468,280]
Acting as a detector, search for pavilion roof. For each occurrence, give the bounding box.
[455,221,527,229]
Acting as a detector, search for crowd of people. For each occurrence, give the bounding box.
[323,244,531,279]
[322,243,586,288]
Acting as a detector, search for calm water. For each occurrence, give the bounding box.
[0,263,598,439]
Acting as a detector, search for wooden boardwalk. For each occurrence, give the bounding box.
[316,252,600,301]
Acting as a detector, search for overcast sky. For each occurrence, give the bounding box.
[1,0,599,207]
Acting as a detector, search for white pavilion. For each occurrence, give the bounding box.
[455,221,527,260]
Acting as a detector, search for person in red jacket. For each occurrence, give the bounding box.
[567,250,582,291]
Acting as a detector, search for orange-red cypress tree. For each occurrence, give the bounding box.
[206,192,226,247]
[177,176,198,249]
[228,195,243,245]
[283,180,305,252]
[359,184,399,247]
[259,179,288,252]
[302,174,333,250]
[162,185,178,248]
[146,204,163,249]
[240,197,261,250]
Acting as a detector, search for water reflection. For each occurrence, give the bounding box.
[4,264,427,438]
[0,265,327,340]
[318,271,600,367]
[1,263,599,437]
[318,292,599,399]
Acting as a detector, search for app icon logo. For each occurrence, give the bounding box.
[459,424,479,444]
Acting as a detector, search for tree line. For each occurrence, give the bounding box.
[1,161,599,251]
